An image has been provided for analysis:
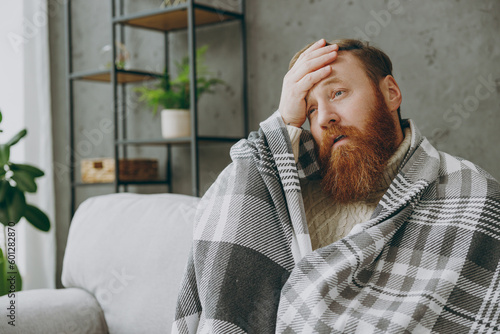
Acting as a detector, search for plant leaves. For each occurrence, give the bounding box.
[0,202,9,226]
[9,163,44,178]
[6,129,27,147]
[24,204,50,232]
[0,180,9,202]
[0,252,23,296]
[11,170,37,193]
[135,45,223,112]
[6,187,26,224]
[0,145,10,166]
[0,249,5,296]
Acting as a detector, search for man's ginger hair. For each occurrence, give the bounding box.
[289,39,401,119]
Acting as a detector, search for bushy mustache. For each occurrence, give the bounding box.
[321,123,363,147]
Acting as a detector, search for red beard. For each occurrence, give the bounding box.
[318,89,399,204]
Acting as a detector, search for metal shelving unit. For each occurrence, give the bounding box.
[65,0,248,216]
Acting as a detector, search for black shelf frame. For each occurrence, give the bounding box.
[65,0,248,216]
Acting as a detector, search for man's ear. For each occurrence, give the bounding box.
[380,75,402,113]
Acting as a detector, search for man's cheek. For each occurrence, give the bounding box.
[310,128,323,147]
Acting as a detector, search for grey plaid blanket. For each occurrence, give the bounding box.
[172,111,500,333]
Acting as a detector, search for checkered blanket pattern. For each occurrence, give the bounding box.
[172,112,500,333]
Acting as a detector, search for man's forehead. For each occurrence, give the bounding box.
[305,72,347,102]
[305,53,365,102]
[306,75,344,98]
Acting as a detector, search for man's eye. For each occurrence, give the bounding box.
[332,91,344,99]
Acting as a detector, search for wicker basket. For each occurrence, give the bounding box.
[81,158,158,183]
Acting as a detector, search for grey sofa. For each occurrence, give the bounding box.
[0,193,199,334]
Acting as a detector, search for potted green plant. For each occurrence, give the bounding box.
[135,45,225,138]
[0,109,51,296]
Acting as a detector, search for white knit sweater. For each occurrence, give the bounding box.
[287,125,412,250]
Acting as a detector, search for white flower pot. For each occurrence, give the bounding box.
[160,109,191,138]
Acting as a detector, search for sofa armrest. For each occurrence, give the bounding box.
[0,288,108,334]
[63,193,198,333]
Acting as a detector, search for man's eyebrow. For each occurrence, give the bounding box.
[321,76,345,86]
[305,76,346,103]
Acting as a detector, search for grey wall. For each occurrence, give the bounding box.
[49,0,500,287]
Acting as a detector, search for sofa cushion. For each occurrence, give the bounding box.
[0,287,107,334]
[62,193,199,334]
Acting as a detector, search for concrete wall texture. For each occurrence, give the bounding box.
[49,0,500,286]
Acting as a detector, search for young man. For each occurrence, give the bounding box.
[173,39,500,333]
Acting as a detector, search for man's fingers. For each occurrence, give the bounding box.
[290,51,338,82]
[289,44,338,79]
[298,43,339,64]
[295,65,332,94]
[298,39,327,59]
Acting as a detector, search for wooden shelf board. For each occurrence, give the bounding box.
[74,180,169,187]
[116,136,242,146]
[73,182,113,187]
[199,136,242,142]
[118,180,169,185]
[120,7,239,32]
[117,138,191,145]
[74,70,160,84]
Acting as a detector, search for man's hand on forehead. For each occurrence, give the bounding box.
[278,39,339,128]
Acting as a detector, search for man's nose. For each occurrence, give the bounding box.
[316,101,339,128]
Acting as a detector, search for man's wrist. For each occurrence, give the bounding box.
[279,112,303,128]
[286,121,303,128]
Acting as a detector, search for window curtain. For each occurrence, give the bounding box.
[0,0,56,290]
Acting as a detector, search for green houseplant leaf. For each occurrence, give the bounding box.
[0,144,10,166]
[9,163,44,178]
[5,187,26,225]
[0,202,9,227]
[0,180,9,202]
[24,204,50,232]
[6,129,27,147]
[0,248,23,296]
[11,170,37,193]
[0,184,26,226]
[0,248,6,296]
